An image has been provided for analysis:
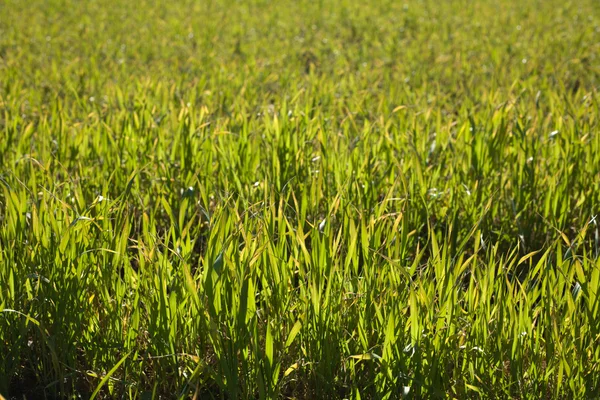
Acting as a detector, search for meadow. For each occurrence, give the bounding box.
[1,0,600,398]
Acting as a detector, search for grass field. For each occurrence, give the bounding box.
[1,0,600,398]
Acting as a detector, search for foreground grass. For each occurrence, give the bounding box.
[1,0,600,397]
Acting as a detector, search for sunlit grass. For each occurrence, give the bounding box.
[1,0,600,398]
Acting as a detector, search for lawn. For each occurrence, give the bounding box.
[1,0,600,398]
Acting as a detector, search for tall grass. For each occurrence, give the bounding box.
[1,0,600,397]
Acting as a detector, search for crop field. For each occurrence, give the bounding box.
[1,0,600,398]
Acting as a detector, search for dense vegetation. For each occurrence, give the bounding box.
[1,0,600,398]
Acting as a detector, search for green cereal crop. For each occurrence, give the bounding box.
[1,0,600,398]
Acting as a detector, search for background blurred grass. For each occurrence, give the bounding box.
[1,0,600,398]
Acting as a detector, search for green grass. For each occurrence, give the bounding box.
[1,0,600,398]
